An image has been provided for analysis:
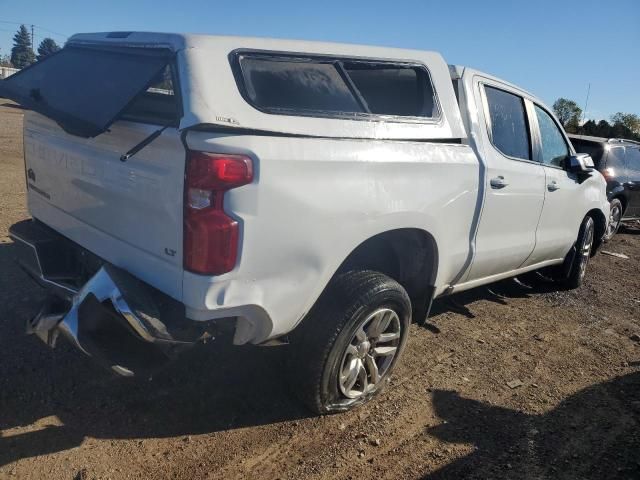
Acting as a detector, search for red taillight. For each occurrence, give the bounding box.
[186,151,253,191]
[184,152,253,275]
[184,209,239,274]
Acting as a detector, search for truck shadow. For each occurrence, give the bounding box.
[423,371,640,479]
[429,273,563,321]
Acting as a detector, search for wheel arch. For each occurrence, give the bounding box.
[586,207,607,254]
[334,228,439,305]
[608,187,628,215]
[610,193,627,215]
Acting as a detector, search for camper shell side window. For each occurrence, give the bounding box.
[230,51,441,123]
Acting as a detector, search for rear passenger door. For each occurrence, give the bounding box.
[624,146,640,218]
[466,82,546,281]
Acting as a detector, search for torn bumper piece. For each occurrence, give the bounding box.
[28,265,211,376]
[10,220,220,377]
[28,265,200,376]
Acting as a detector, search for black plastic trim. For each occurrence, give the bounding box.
[188,123,462,143]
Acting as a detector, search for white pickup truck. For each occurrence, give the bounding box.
[2,33,608,413]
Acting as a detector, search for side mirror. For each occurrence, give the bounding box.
[566,153,595,173]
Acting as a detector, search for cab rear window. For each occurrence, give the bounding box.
[234,53,439,121]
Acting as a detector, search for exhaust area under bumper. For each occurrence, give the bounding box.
[10,220,221,377]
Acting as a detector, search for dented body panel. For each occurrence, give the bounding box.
[182,132,478,341]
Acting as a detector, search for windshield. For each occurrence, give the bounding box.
[0,45,173,137]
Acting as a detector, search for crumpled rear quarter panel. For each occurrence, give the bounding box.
[183,132,479,343]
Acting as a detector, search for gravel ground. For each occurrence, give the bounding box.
[0,103,639,480]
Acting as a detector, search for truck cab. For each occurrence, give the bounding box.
[450,65,608,291]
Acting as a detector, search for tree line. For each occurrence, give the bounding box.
[553,98,640,142]
[0,24,60,68]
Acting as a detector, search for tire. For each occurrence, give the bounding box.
[562,216,595,289]
[287,270,411,414]
[603,198,623,242]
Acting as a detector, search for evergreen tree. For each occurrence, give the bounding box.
[581,120,597,136]
[37,38,60,61]
[10,25,35,68]
[596,120,612,138]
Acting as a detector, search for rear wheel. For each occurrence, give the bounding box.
[562,216,595,289]
[603,198,623,242]
[288,270,411,414]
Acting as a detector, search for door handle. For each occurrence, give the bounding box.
[547,181,560,192]
[490,176,508,189]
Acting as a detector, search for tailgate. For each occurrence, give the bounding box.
[3,44,187,300]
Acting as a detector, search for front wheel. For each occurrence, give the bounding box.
[288,270,411,414]
[562,216,595,289]
[603,198,623,242]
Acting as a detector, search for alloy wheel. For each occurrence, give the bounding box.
[338,308,401,400]
[606,203,622,238]
[578,219,595,281]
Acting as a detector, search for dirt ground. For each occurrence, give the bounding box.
[0,102,639,480]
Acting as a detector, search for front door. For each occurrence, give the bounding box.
[525,103,581,265]
[465,82,546,282]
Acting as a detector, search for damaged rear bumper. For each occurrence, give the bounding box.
[10,220,223,376]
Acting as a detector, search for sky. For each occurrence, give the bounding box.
[1,0,638,120]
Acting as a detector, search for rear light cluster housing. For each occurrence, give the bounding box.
[184,151,253,275]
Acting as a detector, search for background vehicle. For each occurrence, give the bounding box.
[1,33,609,413]
[569,134,640,240]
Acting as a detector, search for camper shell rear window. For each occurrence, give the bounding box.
[120,64,181,125]
[232,51,440,122]
[0,45,179,137]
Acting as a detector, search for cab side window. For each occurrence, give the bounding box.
[606,146,627,173]
[484,86,531,160]
[534,105,569,168]
[626,147,640,172]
